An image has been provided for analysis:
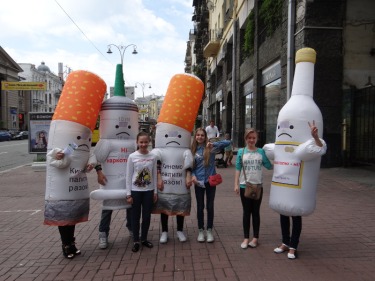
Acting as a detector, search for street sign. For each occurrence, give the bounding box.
[1,81,47,91]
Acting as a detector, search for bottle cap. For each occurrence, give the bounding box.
[295,48,316,64]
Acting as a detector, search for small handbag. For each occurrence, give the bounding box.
[241,148,262,200]
[208,173,223,186]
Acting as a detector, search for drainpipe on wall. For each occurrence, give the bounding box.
[287,0,296,99]
[231,19,237,143]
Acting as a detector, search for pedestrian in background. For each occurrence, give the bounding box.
[205,120,220,139]
[191,128,230,243]
[234,128,272,249]
[224,133,234,166]
[126,131,158,252]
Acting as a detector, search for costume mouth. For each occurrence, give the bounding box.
[77,144,90,151]
[277,133,292,138]
[166,141,180,145]
[116,132,130,136]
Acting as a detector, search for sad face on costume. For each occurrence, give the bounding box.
[155,123,191,148]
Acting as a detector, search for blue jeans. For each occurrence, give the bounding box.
[131,190,154,242]
[194,183,216,230]
[280,215,302,249]
[99,209,132,236]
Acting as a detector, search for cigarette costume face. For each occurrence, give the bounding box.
[152,73,204,216]
[264,48,327,216]
[44,70,106,226]
[90,96,139,210]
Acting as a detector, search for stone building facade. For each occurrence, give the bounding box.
[188,0,375,167]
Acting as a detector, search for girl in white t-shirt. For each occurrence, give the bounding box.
[126,131,158,252]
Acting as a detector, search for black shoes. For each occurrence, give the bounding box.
[132,243,140,252]
[62,244,75,259]
[141,240,153,248]
[132,241,153,252]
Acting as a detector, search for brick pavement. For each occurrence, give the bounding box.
[0,160,374,281]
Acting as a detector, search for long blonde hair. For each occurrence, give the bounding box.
[191,128,211,167]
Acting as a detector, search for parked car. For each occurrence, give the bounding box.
[13,131,29,140]
[0,131,11,141]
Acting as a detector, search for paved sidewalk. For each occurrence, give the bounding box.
[0,161,374,281]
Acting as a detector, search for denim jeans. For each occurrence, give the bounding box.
[160,213,184,232]
[99,209,132,236]
[131,190,154,242]
[194,182,216,230]
[280,215,302,249]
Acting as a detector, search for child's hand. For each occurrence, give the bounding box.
[234,184,240,195]
[97,171,107,185]
[55,152,65,160]
[186,174,192,189]
[153,193,158,203]
[126,196,133,204]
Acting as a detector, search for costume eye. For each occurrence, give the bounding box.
[77,136,81,140]
[289,125,294,129]
[165,134,168,138]
[178,135,181,138]
[128,125,131,129]
[115,125,119,129]
[89,138,91,142]
[278,125,280,129]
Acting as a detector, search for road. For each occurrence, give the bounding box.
[0,139,35,172]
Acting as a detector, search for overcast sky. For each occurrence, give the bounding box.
[1,0,194,98]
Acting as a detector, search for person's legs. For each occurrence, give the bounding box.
[99,209,112,236]
[140,190,154,243]
[194,185,206,242]
[250,188,263,239]
[194,185,205,230]
[280,214,291,247]
[176,215,184,232]
[160,213,169,243]
[205,183,216,243]
[161,213,169,232]
[126,208,132,235]
[206,183,216,230]
[131,191,142,243]
[58,225,76,258]
[240,188,251,239]
[290,216,302,249]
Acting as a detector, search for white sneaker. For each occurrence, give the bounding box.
[159,231,168,244]
[176,231,187,242]
[197,229,205,242]
[206,229,214,243]
[99,232,108,249]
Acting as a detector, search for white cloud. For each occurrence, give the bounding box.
[1,0,194,98]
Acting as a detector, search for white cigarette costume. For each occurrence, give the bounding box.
[90,96,138,209]
[44,70,106,226]
[152,73,204,216]
[263,48,327,216]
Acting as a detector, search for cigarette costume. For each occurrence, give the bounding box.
[263,48,327,216]
[90,66,139,209]
[44,70,106,225]
[152,73,204,216]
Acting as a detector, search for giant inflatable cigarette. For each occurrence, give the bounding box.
[263,48,327,216]
[152,73,204,216]
[90,65,139,209]
[44,70,106,225]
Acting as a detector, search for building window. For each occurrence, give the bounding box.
[263,78,281,143]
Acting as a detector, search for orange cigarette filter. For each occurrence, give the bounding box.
[53,70,107,131]
[158,73,204,132]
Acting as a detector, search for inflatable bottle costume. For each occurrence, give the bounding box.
[263,48,327,216]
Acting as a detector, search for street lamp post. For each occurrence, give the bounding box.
[107,44,138,97]
[135,82,152,121]
[135,82,152,98]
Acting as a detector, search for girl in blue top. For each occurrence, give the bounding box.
[234,128,272,249]
[191,128,230,243]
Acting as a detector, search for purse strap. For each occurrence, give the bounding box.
[241,148,248,182]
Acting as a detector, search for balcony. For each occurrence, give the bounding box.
[203,29,222,58]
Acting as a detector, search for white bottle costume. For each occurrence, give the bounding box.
[152,73,204,216]
[263,48,327,216]
[44,70,106,226]
[90,95,138,209]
